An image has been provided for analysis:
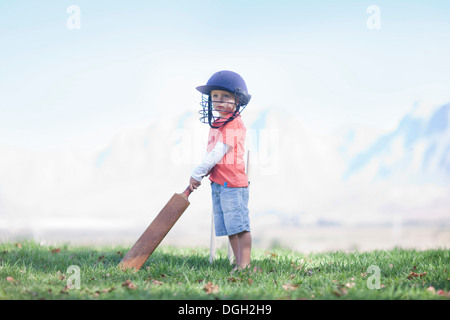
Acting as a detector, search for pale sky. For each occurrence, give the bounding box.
[1,0,449,150]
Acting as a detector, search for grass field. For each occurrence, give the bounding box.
[0,240,449,300]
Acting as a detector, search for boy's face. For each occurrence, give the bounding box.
[211,90,236,117]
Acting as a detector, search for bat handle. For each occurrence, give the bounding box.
[181,186,191,199]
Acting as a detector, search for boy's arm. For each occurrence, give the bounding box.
[189,142,230,190]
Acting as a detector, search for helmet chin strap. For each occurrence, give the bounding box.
[208,100,242,129]
[208,110,239,129]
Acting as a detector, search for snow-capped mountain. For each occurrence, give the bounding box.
[331,102,450,224]
[342,102,450,184]
[0,101,449,242]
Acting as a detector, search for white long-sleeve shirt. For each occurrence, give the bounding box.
[191,142,230,182]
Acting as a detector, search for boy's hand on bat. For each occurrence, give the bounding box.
[189,176,201,192]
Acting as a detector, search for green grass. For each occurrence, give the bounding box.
[0,240,448,300]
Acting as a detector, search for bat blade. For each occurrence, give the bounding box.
[119,188,191,271]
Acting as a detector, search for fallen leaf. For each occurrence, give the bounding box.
[407,272,416,279]
[333,288,348,297]
[152,280,163,286]
[6,276,16,283]
[252,265,262,273]
[228,276,239,283]
[122,280,136,289]
[292,264,303,270]
[345,282,355,288]
[204,281,219,294]
[264,251,277,258]
[99,287,115,294]
[51,248,61,254]
[427,286,436,294]
[282,283,300,291]
[436,289,443,295]
[407,272,427,280]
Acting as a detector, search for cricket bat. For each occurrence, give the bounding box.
[119,186,191,270]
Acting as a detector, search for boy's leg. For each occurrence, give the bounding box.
[220,185,251,269]
[228,234,240,266]
[229,231,252,269]
[238,231,252,268]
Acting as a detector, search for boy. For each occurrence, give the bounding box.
[188,70,252,270]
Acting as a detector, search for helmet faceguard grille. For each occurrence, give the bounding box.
[198,94,247,129]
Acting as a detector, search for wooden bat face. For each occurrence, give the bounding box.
[119,189,190,271]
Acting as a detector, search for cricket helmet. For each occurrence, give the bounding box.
[196,70,251,128]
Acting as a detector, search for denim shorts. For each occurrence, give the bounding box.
[211,182,250,237]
